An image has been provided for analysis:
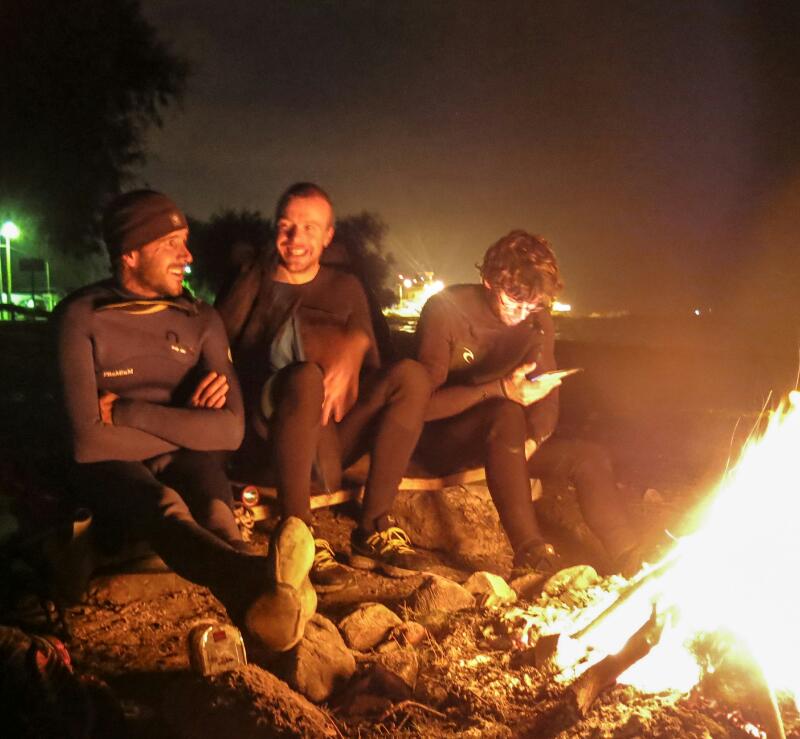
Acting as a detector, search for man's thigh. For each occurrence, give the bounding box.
[411,408,490,476]
[73,459,187,549]
[526,437,605,483]
[160,450,234,510]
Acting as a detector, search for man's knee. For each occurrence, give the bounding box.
[571,441,614,480]
[150,484,193,523]
[385,358,432,401]
[273,362,324,408]
[485,397,527,438]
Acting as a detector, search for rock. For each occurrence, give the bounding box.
[341,648,419,714]
[509,571,549,601]
[543,564,600,597]
[284,614,355,702]
[377,621,428,652]
[463,571,517,607]
[392,483,514,570]
[371,648,419,698]
[164,665,336,738]
[412,575,475,616]
[338,603,402,651]
[541,565,601,608]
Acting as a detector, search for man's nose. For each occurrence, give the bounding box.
[181,244,193,264]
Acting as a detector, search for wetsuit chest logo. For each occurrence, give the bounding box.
[461,347,475,364]
[102,368,134,378]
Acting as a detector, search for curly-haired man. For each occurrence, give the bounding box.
[413,230,643,577]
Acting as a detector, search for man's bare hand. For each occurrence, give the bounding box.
[501,361,561,406]
[190,371,229,409]
[320,329,370,425]
[98,391,119,424]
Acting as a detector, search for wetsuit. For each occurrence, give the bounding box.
[55,280,265,612]
[413,284,637,562]
[217,263,431,532]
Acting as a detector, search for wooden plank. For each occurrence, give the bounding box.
[398,467,487,490]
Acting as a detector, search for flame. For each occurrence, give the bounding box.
[558,391,800,700]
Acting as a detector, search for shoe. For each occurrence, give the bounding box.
[243,516,316,653]
[350,523,435,577]
[310,537,355,592]
[612,545,647,579]
[511,541,562,579]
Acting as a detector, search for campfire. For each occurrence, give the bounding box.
[505,391,800,738]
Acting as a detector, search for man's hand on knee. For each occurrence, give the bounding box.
[317,328,370,425]
[321,358,360,425]
[191,371,229,409]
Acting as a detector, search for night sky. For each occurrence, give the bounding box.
[137,1,800,317]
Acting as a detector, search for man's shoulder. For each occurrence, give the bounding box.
[55,280,117,319]
[317,265,366,294]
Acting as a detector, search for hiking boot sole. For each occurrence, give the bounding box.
[244,582,306,652]
[269,517,315,589]
[349,552,419,579]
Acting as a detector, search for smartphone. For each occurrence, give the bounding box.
[528,368,583,382]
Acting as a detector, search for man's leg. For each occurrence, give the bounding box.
[526,438,639,568]
[414,398,551,566]
[336,359,433,574]
[267,361,354,590]
[159,449,243,548]
[268,362,340,524]
[74,460,316,651]
[338,359,431,531]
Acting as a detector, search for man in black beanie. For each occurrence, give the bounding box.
[54,190,316,654]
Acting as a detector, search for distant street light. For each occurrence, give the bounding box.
[1,220,20,314]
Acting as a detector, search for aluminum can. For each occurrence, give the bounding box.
[188,622,247,676]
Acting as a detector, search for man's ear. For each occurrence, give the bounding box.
[322,226,334,249]
[120,250,139,270]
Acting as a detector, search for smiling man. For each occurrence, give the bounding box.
[217,182,433,587]
[55,190,316,655]
[413,230,644,577]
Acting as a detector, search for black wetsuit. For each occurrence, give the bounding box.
[413,284,636,561]
[55,280,265,613]
[217,264,431,532]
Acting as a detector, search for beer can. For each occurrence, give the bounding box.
[188,622,247,676]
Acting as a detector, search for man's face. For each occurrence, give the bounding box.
[275,195,334,283]
[121,228,191,298]
[485,282,545,326]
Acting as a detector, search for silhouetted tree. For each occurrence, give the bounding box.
[329,212,396,309]
[188,209,272,301]
[327,212,397,361]
[0,0,188,255]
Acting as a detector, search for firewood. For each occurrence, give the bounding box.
[569,605,666,716]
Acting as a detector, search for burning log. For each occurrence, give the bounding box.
[569,604,667,716]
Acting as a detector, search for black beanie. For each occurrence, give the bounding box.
[102,190,188,258]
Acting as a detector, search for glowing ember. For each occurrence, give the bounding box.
[555,391,800,704]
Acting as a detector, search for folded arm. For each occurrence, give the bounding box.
[57,303,179,463]
[110,309,245,450]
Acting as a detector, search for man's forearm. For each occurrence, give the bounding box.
[112,399,244,451]
[424,379,504,421]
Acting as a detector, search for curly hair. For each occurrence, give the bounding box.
[479,230,563,304]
